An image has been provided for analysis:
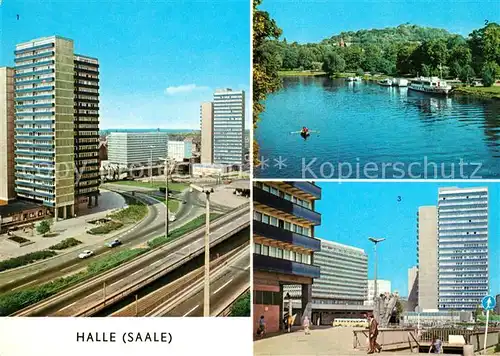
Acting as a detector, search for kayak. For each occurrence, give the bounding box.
[290,130,319,134]
[300,132,310,138]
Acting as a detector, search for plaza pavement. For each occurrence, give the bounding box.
[0,189,128,260]
[253,327,455,356]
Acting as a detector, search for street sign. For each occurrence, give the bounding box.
[482,295,496,311]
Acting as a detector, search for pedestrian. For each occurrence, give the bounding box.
[287,314,293,333]
[283,314,288,332]
[428,337,442,354]
[367,314,382,354]
[303,316,311,335]
[256,315,266,338]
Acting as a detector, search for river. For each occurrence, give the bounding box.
[255,76,500,179]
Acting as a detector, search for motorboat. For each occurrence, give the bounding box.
[393,78,408,87]
[378,78,392,86]
[408,77,451,95]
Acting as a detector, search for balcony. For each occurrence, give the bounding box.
[15,69,54,78]
[274,181,322,199]
[253,187,321,225]
[253,254,320,279]
[15,43,54,55]
[15,86,54,93]
[15,51,54,63]
[16,94,54,102]
[15,77,54,86]
[15,60,54,70]
[254,220,321,251]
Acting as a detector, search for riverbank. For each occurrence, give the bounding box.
[452,86,500,99]
[278,70,326,76]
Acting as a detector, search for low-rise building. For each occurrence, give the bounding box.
[168,139,193,162]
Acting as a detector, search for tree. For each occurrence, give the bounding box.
[459,65,475,84]
[395,300,404,321]
[322,52,345,76]
[282,46,299,69]
[421,63,431,77]
[343,45,364,71]
[230,291,250,317]
[36,219,52,236]
[253,0,282,166]
[396,43,419,75]
[482,61,499,86]
[451,61,462,79]
[355,68,364,76]
[298,47,314,70]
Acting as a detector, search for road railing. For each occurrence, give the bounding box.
[12,205,249,316]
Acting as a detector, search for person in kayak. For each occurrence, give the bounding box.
[301,126,309,135]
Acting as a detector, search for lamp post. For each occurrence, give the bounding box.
[368,237,385,318]
[149,145,154,185]
[190,184,214,317]
[159,157,173,238]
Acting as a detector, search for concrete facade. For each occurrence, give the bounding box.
[200,101,213,164]
[417,206,439,310]
[407,266,418,311]
[0,67,16,205]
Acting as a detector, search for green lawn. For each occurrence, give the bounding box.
[278,70,326,76]
[111,180,188,191]
[454,85,500,99]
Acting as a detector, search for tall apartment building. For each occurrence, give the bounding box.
[366,280,392,305]
[14,36,79,219]
[417,206,439,310]
[0,67,16,205]
[200,102,213,164]
[74,55,100,208]
[212,89,245,165]
[437,187,489,311]
[107,132,168,166]
[253,181,321,333]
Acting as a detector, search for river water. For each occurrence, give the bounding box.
[255,76,500,179]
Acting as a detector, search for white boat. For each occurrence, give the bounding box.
[408,76,451,95]
[354,77,362,82]
[346,77,355,82]
[393,78,408,87]
[378,78,392,86]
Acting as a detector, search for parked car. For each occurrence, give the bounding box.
[105,239,122,248]
[169,214,176,222]
[78,250,94,259]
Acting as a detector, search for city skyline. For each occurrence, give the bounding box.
[261,0,500,43]
[315,182,500,298]
[0,0,250,130]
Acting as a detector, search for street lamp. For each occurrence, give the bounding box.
[368,237,386,308]
[149,145,154,185]
[190,183,214,317]
[159,157,175,238]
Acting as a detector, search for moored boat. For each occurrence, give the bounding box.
[378,78,392,86]
[393,78,408,87]
[408,76,451,95]
[354,76,362,82]
[346,77,355,82]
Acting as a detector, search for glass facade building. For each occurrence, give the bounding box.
[437,187,489,310]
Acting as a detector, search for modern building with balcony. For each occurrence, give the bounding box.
[13,36,100,219]
[437,187,489,311]
[253,181,321,333]
[74,54,100,209]
[212,89,245,165]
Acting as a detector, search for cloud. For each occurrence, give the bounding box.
[164,84,210,95]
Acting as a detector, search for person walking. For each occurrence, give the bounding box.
[303,316,311,335]
[367,314,382,354]
[257,315,266,338]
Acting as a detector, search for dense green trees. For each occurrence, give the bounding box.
[272,22,500,85]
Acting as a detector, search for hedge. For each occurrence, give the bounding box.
[0,250,57,272]
[88,221,124,235]
[48,238,82,250]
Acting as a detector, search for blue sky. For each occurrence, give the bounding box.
[260,0,500,43]
[315,182,500,298]
[0,0,250,129]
